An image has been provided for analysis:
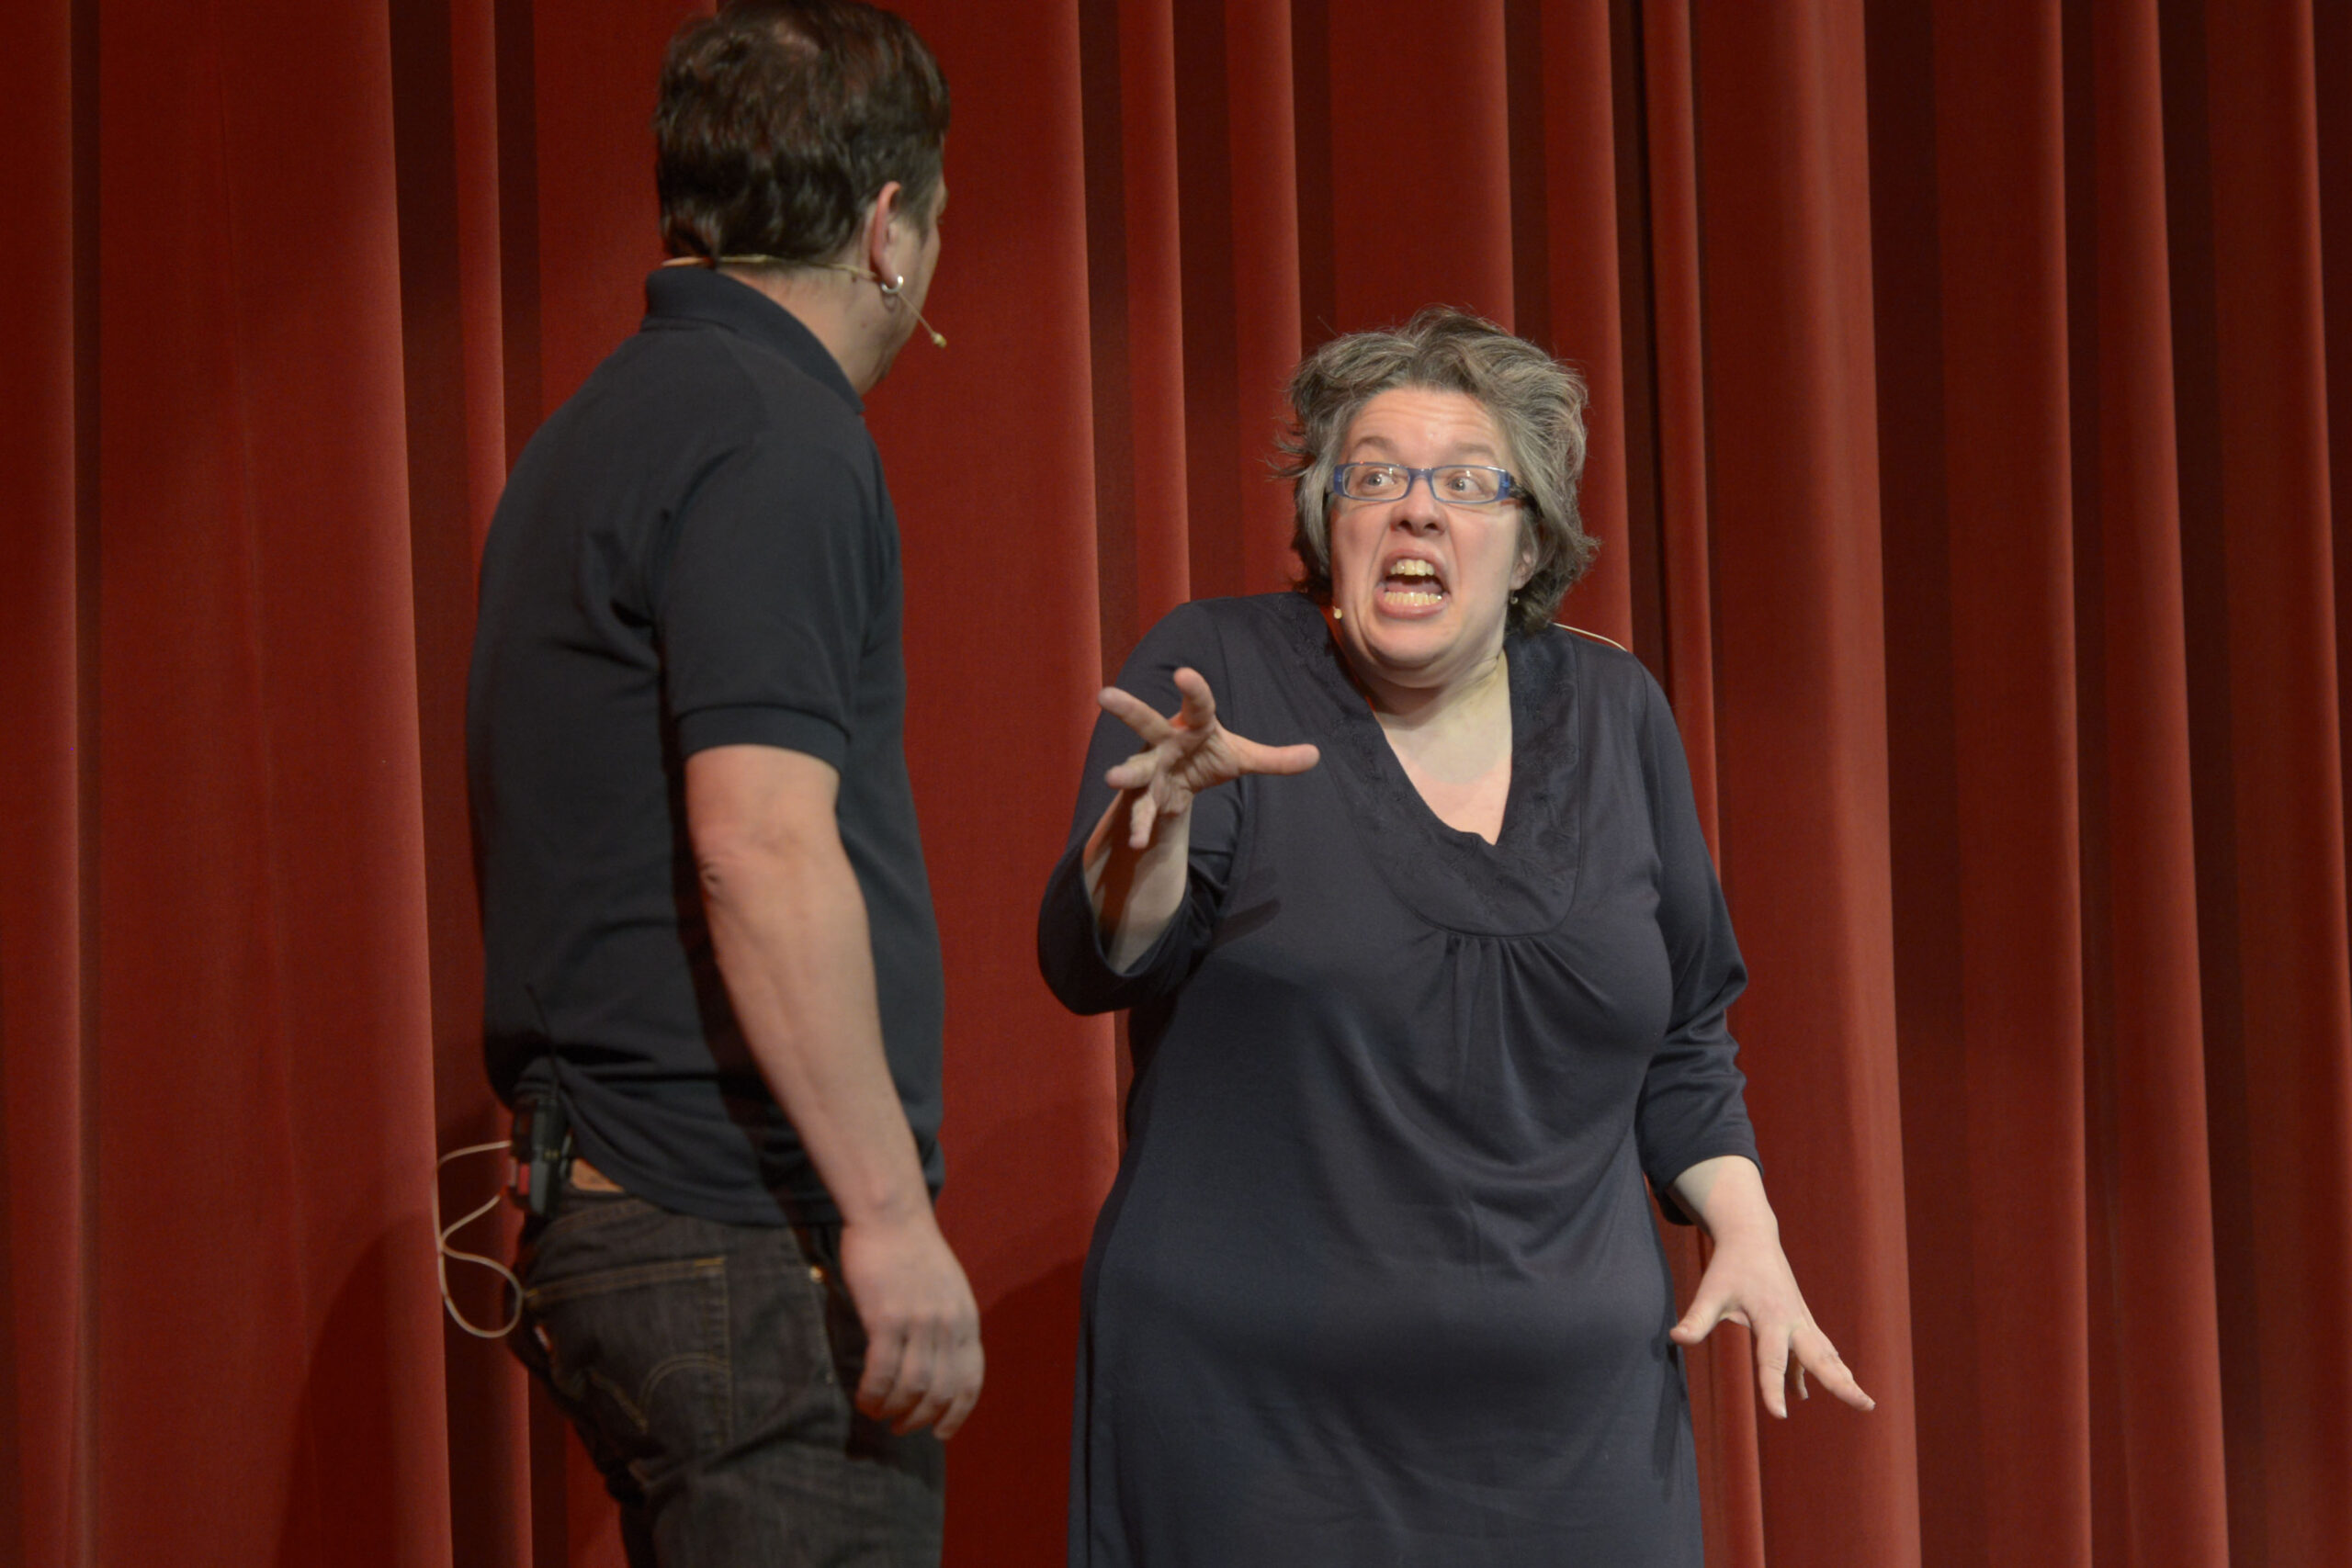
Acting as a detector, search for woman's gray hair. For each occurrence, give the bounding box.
[1278,308,1595,637]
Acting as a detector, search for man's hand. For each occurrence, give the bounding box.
[840,1208,984,1438]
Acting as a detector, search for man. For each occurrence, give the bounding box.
[466,4,979,1562]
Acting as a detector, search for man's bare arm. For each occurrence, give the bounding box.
[685,742,982,1438]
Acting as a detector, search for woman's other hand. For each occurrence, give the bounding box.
[1667,1154,1874,1419]
[1099,667,1319,849]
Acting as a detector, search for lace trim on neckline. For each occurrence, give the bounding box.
[1260,594,1587,936]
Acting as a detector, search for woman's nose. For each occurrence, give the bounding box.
[1393,485,1447,529]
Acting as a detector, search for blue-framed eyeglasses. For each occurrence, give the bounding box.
[1329,463,1519,506]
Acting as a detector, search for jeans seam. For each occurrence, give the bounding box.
[793,1231,843,1396]
[536,1192,657,1242]
[525,1256,724,1309]
[710,1249,735,1449]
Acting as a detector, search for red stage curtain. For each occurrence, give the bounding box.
[6,2,2348,1564]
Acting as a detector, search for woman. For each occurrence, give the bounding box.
[1038,310,1869,1564]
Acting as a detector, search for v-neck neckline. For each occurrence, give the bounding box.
[1263,593,1587,936]
[1364,652,1525,852]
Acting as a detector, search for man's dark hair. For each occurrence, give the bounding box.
[656,0,949,267]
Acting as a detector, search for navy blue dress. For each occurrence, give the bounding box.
[1038,593,1758,1566]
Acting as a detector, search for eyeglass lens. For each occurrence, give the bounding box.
[1335,465,1509,503]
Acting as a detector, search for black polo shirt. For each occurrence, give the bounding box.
[468,267,945,1225]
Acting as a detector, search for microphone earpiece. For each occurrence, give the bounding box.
[786,261,946,347]
[878,271,946,349]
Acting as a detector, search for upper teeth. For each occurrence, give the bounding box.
[1391,560,1435,578]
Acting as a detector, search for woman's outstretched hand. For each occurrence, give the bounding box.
[1668,1155,1873,1420]
[1099,667,1319,847]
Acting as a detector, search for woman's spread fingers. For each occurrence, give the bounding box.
[1758,1334,1792,1419]
[1668,1292,1726,1347]
[1103,751,1154,790]
[1098,685,1173,742]
[1796,1328,1875,1411]
[1240,739,1321,776]
[1170,667,1217,728]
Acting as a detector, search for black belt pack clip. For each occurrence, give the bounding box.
[509,1093,572,1218]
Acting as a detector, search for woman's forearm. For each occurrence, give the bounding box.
[1082,787,1193,972]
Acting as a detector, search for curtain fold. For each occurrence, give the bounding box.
[391,0,535,1560]
[81,3,455,1563]
[1915,3,2094,1562]
[7,2,2350,1563]
[0,6,87,1568]
[2191,7,2352,1562]
[1522,0,1634,649]
[1688,6,1923,1565]
[1080,0,1190,676]
[2068,5,2233,1565]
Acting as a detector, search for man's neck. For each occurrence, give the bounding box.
[718,266,887,393]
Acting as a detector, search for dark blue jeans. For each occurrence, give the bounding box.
[510,1176,944,1567]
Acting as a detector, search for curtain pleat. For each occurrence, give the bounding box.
[1220,0,1308,603]
[1633,17,1765,1555]
[8,2,2351,1563]
[1929,3,2094,1562]
[80,3,453,1563]
[2069,4,2233,1566]
[1327,0,1516,333]
[0,5,87,1568]
[1525,0,1633,645]
[1687,6,1923,1566]
[392,0,537,1561]
[2191,6,2352,1562]
[1080,0,1190,676]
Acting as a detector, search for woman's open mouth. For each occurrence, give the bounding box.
[1378,558,1448,614]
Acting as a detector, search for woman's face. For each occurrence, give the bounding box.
[1326,387,1535,700]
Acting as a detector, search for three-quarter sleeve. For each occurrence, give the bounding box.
[1632,669,1760,1223]
[1037,602,1247,1015]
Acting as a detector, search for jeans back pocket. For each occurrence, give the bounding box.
[521,1255,733,1489]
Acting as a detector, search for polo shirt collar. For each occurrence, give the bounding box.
[642,266,864,413]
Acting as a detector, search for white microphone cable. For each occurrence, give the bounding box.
[435,1141,523,1338]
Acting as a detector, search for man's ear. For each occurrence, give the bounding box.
[860,179,908,282]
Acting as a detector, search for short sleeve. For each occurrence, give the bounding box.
[656,434,880,768]
[1631,668,1760,1222]
[1036,602,1246,1014]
